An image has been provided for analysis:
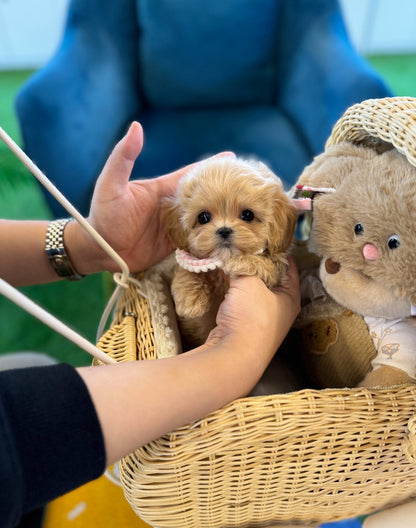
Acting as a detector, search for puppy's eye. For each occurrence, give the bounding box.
[241,209,255,222]
[388,235,400,250]
[198,211,211,225]
[354,223,364,235]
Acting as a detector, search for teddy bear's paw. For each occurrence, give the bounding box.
[301,319,339,356]
[173,289,210,319]
[357,365,414,388]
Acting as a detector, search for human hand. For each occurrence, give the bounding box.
[68,122,233,274]
[78,259,299,461]
[86,122,189,272]
[206,257,300,373]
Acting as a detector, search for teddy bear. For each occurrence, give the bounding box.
[292,138,416,389]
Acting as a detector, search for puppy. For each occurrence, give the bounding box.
[162,156,298,349]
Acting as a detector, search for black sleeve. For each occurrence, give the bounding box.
[0,363,106,527]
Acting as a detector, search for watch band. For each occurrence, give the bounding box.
[45,218,85,280]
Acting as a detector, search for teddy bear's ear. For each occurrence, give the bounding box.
[297,142,377,190]
[160,197,189,249]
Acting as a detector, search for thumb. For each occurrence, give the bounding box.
[97,121,144,191]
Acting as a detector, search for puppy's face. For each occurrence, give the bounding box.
[163,157,297,262]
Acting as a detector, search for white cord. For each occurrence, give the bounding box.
[0,126,130,284]
[0,126,132,364]
[96,283,125,342]
[0,278,116,364]
[95,274,149,342]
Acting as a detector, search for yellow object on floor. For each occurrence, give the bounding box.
[43,472,151,528]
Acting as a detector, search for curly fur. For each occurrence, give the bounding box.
[162,156,298,349]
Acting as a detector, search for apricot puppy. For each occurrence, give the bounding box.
[163,156,297,349]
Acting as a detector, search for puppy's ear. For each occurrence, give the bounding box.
[254,163,298,255]
[161,197,189,248]
[268,192,298,256]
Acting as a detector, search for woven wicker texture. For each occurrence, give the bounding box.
[97,98,416,528]
[326,96,416,168]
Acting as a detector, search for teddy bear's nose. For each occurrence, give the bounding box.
[363,243,379,261]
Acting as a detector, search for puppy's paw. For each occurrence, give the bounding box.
[173,289,210,319]
[223,257,255,278]
[223,256,282,288]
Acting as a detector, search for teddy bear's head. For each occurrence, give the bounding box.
[297,141,416,319]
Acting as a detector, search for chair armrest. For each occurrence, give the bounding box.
[275,0,391,157]
[15,0,142,215]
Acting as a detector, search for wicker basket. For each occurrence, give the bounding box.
[97,98,416,528]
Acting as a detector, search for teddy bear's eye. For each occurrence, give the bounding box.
[198,211,211,225]
[354,223,364,235]
[388,235,400,250]
[241,209,255,222]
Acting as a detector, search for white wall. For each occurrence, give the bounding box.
[340,0,416,55]
[1,0,416,71]
[0,0,69,70]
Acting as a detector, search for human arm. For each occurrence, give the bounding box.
[78,259,300,465]
[0,219,57,286]
[0,260,299,523]
[1,122,229,286]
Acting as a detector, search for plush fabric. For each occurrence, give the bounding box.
[15,0,391,216]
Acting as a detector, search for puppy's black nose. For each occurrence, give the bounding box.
[217,227,233,239]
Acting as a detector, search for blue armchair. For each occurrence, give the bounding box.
[16,0,391,216]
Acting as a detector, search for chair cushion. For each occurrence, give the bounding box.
[131,105,311,186]
[137,0,281,108]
